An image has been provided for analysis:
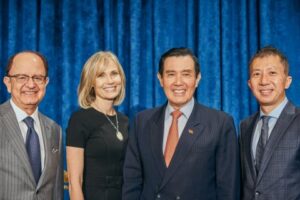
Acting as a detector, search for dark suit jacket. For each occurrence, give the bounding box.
[240,102,300,200]
[0,101,63,200]
[123,102,240,200]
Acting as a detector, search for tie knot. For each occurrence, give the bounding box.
[172,110,182,119]
[23,116,34,128]
[261,115,271,124]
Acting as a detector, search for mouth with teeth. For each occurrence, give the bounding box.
[259,88,273,96]
[22,91,38,95]
[103,86,118,92]
[172,89,186,96]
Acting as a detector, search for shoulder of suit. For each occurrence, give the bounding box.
[0,100,12,117]
[240,112,258,127]
[134,105,165,121]
[194,102,233,119]
[38,112,61,129]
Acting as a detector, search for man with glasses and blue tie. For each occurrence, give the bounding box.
[0,51,63,200]
[240,46,300,200]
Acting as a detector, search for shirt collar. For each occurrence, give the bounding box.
[260,97,288,119]
[10,99,39,123]
[166,98,195,119]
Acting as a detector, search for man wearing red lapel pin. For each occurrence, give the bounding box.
[240,46,300,200]
[123,47,240,200]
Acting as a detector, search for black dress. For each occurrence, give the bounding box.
[66,108,128,200]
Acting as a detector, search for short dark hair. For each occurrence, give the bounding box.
[6,51,49,76]
[158,47,200,76]
[249,46,289,75]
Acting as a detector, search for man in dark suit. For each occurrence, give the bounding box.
[0,51,63,200]
[240,46,300,200]
[123,47,240,200]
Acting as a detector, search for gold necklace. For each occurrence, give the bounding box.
[104,112,123,141]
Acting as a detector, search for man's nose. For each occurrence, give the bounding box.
[25,77,37,87]
[174,75,183,84]
[260,73,269,85]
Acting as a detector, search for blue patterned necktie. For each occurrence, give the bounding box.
[255,116,271,173]
[24,116,41,184]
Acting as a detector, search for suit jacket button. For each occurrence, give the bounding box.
[156,194,161,199]
[176,196,181,199]
[255,191,260,196]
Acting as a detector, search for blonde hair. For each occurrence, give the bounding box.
[78,51,126,108]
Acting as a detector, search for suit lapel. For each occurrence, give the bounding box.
[0,101,36,184]
[160,103,204,189]
[256,102,297,184]
[150,106,167,178]
[36,113,51,188]
[242,113,259,184]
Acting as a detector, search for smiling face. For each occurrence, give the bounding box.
[3,52,48,115]
[158,55,200,110]
[248,55,292,113]
[94,60,122,102]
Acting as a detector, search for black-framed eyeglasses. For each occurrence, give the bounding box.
[7,74,47,85]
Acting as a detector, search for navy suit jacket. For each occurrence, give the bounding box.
[240,102,300,200]
[123,102,240,200]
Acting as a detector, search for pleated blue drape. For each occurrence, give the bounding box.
[1,0,300,199]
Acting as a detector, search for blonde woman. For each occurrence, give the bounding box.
[66,51,128,200]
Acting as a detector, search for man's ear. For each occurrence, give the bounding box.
[45,77,49,87]
[247,79,252,89]
[196,73,201,87]
[3,76,12,93]
[157,73,163,87]
[285,76,292,89]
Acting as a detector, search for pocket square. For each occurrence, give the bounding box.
[52,148,59,153]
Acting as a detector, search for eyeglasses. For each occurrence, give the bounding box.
[7,74,47,85]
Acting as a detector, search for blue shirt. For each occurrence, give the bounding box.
[252,97,288,161]
[162,98,194,153]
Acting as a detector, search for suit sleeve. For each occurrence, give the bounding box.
[122,115,143,199]
[216,115,240,200]
[238,121,245,199]
[54,126,64,200]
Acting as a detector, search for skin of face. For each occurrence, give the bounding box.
[248,55,292,114]
[157,55,200,110]
[94,60,122,102]
[3,52,49,115]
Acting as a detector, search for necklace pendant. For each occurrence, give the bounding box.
[116,131,123,141]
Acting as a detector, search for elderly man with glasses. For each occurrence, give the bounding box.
[0,51,63,200]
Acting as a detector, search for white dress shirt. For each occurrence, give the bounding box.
[10,99,45,170]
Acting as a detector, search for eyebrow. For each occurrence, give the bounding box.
[181,69,193,73]
[165,70,176,73]
[165,69,193,73]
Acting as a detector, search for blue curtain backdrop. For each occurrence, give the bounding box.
[1,0,300,198]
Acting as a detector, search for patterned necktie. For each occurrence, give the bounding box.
[255,116,271,173]
[164,110,182,167]
[24,116,41,184]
